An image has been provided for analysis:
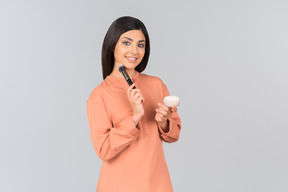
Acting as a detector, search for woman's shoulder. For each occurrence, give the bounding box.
[139,73,168,96]
[87,81,107,102]
[139,72,164,84]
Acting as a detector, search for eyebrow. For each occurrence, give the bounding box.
[122,37,145,43]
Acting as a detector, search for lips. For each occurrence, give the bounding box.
[125,56,137,62]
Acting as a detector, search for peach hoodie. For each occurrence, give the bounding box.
[87,71,181,192]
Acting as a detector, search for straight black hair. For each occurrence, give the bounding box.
[101,16,150,79]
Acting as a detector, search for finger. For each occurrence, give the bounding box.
[157,108,170,119]
[128,88,142,100]
[131,90,143,99]
[127,84,136,94]
[158,107,168,115]
[157,111,166,120]
[128,83,135,91]
[137,96,145,103]
[127,84,135,98]
[171,106,178,112]
[129,88,142,97]
[158,104,172,115]
[155,109,165,119]
[132,93,143,102]
[158,103,170,111]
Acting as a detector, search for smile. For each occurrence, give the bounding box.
[125,56,137,62]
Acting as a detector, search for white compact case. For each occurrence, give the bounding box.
[163,96,180,107]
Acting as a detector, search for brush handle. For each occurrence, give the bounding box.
[126,78,136,89]
[126,78,133,85]
[120,68,136,89]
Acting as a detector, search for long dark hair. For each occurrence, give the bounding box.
[101,16,150,79]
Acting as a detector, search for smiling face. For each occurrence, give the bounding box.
[114,30,146,71]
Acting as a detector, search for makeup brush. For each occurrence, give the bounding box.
[118,65,136,89]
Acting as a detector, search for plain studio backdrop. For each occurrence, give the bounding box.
[1,0,287,191]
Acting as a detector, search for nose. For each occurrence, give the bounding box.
[130,44,138,54]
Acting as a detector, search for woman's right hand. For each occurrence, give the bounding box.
[127,83,145,126]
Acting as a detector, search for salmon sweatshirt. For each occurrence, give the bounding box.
[87,71,181,192]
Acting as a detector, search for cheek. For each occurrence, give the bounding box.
[139,49,145,58]
[114,47,125,58]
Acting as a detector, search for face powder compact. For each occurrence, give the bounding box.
[163,96,180,107]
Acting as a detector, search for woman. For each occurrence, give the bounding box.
[87,16,181,192]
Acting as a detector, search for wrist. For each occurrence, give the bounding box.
[133,114,143,126]
[158,120,169,132]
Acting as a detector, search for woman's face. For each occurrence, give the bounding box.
[114,30,146,70]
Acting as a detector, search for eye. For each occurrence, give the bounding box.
[138,44,145,48]
[122,41,130,46]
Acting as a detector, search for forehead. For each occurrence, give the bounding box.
[119,30,145,41]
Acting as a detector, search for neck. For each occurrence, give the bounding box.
[110,65,136,79]
[125,68,136,78]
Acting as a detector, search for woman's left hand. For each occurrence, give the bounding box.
[155,103,177,129]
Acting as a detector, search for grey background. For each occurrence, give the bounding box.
[1,0,287,191]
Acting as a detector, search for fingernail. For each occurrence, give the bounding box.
[158,103,161,106]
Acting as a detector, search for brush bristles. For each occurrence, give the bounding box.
[118,65,125,72]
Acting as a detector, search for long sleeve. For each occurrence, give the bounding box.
[88,73,179,192]
[157,80,181,143]
[87,89,140,161]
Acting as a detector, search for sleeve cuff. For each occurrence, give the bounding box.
[158,118,174,137]
[117,115,141,137]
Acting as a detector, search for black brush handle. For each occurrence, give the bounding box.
[127,78,134,86]
[120,68,136,89]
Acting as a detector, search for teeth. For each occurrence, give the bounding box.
[126,57,136,60]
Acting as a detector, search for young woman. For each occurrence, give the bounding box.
[87,16,181,192]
